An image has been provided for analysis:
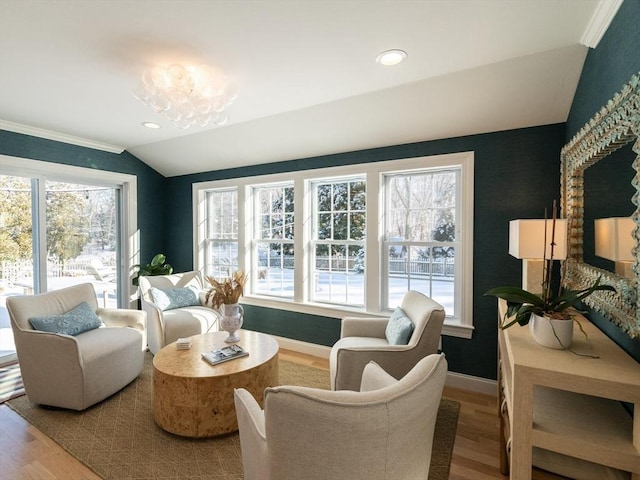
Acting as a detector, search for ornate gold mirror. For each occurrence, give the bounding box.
[561,72,640,338]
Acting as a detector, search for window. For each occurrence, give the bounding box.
[204,188,238,279]
[194,152,473,338]
[0,155,137,311]
[384,169,458,316]
[253,183,294,298]
[311,177,366,306]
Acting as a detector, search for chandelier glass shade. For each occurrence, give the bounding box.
[133,64,237,129]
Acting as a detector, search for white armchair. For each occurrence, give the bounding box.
[235,353,448,480]
[138,270,219,354]
[6,283,146,410]
[330,290,445,391]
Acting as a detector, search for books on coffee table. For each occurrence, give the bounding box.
[201,344,249,365]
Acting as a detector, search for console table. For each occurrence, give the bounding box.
[497,300,640,479]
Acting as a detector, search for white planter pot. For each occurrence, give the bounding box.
[529,313,573,349]
[219,303,244,343]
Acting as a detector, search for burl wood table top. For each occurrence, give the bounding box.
[153,330,279,378]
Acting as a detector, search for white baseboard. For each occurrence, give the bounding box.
[274,336,497,396]
[273,335,332,359]
[445,370,497,396]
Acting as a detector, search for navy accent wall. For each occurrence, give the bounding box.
[0,130,167,271]
[242,305,341,346]
[566,0,640,139]
[565,0,640,363]
[166,123,565,379]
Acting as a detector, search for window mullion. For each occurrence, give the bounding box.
[293,177,306,303]
[365,170,379,312]
[237,185,247,276]
[31,178,47,292]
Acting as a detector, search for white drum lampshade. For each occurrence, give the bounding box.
[509,219,568,293]
[595,217,634,277]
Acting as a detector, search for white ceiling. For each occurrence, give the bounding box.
[0,0,617,177]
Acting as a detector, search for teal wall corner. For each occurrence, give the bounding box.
[565,0,640,363]
[0,130,168,268]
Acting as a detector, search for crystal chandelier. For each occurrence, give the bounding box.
[133,64,237,129]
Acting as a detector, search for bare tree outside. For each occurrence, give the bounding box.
[45,183,91,266]
[385,169,458,312]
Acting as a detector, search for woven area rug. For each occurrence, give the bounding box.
[0,354,25,403]
[8,352,459,480]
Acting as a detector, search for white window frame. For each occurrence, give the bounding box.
[193,152,474,338]
[251,181,295,299]
[381,167,461,317]
[309,175,367,307]
[202,187,240,280]
[0,154,138,308]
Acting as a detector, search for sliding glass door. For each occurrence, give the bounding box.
[41,180,120,307]
[0,174,33,361]
[0,157,137,363]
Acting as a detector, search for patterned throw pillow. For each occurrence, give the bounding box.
[150,286,200,311]
[385,306,415,345]
[29,301,103,336]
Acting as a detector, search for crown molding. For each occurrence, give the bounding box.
[580,0,623,48]
[0,120,125,154]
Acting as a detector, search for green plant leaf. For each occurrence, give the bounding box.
[484,286,545,308]
[131,254,172,286]
[150,253,166,267]
[551,282,616,312]
[487,274,617,329]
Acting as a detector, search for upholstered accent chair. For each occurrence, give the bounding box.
[138,270,219,354]
[330,290,445,391]
[235,353,447,480]
[6,283,146,411]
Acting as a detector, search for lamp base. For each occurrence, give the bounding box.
[615,261,633,279]
[522,259,544,295]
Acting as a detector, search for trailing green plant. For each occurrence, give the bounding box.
[131,253,173,286]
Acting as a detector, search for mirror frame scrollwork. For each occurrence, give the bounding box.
[561,72,640,338]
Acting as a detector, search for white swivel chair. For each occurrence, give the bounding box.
[6,283,146,410]
[138,270,219,354]
[330,290,445,391]
[235,353,448,480]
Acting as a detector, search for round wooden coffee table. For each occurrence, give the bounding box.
[152,330,279,437]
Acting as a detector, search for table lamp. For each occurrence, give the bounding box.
[509,219,567,294]
[595,217,634,278]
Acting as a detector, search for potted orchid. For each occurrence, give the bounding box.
[485,207,616,349]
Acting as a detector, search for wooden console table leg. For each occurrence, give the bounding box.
[510,372,533,480]
[498,360,510,475]
[633,403,639,480]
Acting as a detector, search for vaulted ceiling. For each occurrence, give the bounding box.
[0,1,619,177]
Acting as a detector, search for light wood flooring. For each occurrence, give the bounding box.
[0,349,565,480]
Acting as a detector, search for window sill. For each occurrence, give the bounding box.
[240,295,473,339]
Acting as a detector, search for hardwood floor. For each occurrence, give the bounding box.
[0,349,565,479]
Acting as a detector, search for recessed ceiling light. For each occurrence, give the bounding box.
[376,49,407,66]
[142,121,161,129]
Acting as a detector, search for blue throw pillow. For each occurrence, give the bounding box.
[29,301,102,336]
[385,307,415,345]
[151,286,200,311]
